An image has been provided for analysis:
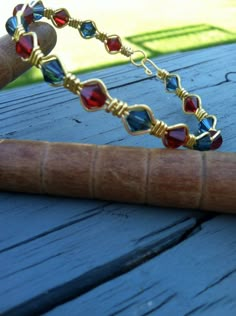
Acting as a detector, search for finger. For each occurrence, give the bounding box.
[0,22,57,89]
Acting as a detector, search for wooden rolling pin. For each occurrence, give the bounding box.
[0,139,235,213]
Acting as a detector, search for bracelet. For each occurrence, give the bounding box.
[5,1,223,151]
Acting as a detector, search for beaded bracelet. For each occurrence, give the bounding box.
[5,1,223,150]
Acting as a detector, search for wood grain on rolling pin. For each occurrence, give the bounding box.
[0,139,235,213]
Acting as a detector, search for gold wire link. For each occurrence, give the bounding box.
[68,18,82,29]
[44,8,54,19]
[29,48,44,67]
[195,108,209,121]
[141,58,162,76]
[106,99,129,118]
[64,73,82,95]
[96,32,108,42]
[176,87,189,100]
[13,26,25,41]
[130,50,147,67]
[120,46,134,57]
[185,134,197,148]
[157,69,170,81]
[150,120,168,138]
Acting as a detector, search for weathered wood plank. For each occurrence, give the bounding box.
[45,215,236,316]
[0,205,203,315]
[0,44,236,315]
[0,44,235,151]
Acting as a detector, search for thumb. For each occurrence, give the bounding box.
[0,22,57,89]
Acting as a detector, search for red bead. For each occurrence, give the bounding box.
[107,36,122,52]
[184,96,199,113]
[163,127,189,149]
[16,35,34,59]
[13,4,34,24]
[210,131,223,150]
[80,82,107,110]
[53,10,70,27]
[13,4,23,15]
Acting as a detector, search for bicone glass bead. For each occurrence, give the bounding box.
[107,37,122,52]
[126,110,152,133]
[32,1,45,21]
[16,35,34,59]
[41,59,65,85]
[199,117,214,133]
[194,134,211,151]
[53,10,70,28]
[13,4,34,24]
[80,82,107,110]
[163,127,188,149]
[5,16,18,36]
[194,130,223,151]
[166,76,179,92]
[184,96,200,113]
[80,21,97,38]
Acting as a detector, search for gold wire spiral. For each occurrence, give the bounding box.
[64,73,81,95]
[68,18,82,29]
[29,48,44,67]
[157,69,169,81]
[106,99,129,118]
[44,8,54,19]
[185,134,197,148]
[196,108,208,121]
[176,88,189,100]
[13,26,25,41]
[150,120,168,138]
[120,46,134,57]
[96,32,108,42]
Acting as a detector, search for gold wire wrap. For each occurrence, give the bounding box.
[185,134,197,148]
[176,88,189,100]
[106,99,129,118]
[29,48,45,67]
[120,46,134,57]
[157,69,170,81]
[150,120,168,138]
[196,108,209,121]
[44,8,54,19]
[96,32,108,42]
[68,18,82,29]
[64,73,81,95]
[10,4,221,151]
[13,25,25,41]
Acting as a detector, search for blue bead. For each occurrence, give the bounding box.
[5,16,18,36]
[199,117,214,133]
[32,1,45,21]
[80,21,97,38]
[41,59,65,85]
[166,76,179,92]
[194,134,211,151]
[126,110,152,132]
[5,16,29,36]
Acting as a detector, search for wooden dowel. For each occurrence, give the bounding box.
[0,139,235,213]
[0,22,57,89]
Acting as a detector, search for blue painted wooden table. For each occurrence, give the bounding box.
[0,44,236,316]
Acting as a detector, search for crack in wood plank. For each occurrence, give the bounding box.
[195,268,236,297]
[184,296,227,316]
[2,217,202,316]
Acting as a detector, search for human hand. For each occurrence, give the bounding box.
[0,22,57,89]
